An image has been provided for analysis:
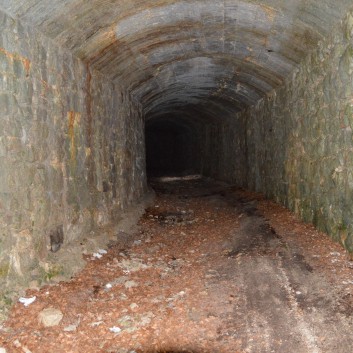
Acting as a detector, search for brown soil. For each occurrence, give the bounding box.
[1,177,353,353]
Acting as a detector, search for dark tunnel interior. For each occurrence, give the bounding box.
[145,117,200,177]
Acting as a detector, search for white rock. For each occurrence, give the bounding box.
[38,308,63,327]
[109,326,122,333]
[19,296,36,307]
[92,253,103,259]
[330,252,341,256]
[0,347,7,353]
[98,249,107,254]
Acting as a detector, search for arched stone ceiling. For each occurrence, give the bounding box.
[1,0,352,119]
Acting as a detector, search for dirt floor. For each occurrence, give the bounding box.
[1,177,353,353]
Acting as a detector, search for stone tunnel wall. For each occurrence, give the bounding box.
[200,117,248,187]
[222,10,353,252]
[0,9,147,302]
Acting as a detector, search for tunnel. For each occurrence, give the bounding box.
[1,0,353,346]
[145,114,201,177]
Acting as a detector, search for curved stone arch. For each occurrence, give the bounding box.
[2,0,351,117]
[131,54,276,115]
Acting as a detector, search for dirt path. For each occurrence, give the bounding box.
[1,177,353,353]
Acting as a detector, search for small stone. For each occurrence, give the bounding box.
[0,347,7,353]
[330,252,341,256]
[109,326,122,334]
[119,293,128,300]
[124,280,138,289]
[130,303,138,310]
[38,308,63,327]
[90,321,103,327]
[63,324,77,332]
[139,312,154,326]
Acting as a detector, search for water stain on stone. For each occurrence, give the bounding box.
[0,47,31,77]
[67,111,81,164]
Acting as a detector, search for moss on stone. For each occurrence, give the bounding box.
[0,293,12,307]
[42,264,64,281]
[345,13,353,40]
[0,263,9,277]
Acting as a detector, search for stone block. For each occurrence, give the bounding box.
[38,308,63,327]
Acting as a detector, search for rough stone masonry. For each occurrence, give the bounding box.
[214,11,353,253]
[0,8,147,310]
[1,0,353,313]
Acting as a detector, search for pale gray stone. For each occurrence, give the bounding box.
[38,308,63,327]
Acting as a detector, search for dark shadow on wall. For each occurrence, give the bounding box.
[145,118,200,177]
